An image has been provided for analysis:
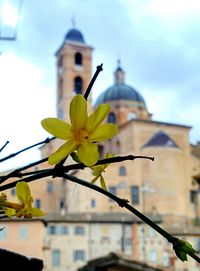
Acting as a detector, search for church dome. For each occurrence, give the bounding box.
[95,83,146,107]
[95,61,146,108]
[65,28,85,43]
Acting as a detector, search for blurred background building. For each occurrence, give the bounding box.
[1,26,200,271]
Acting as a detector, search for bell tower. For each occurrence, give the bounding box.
[55,26,93,121]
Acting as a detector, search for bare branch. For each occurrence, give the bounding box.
[0,137,54,164]
[84,63,103,100]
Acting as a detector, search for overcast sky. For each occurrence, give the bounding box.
[0,0,200,170]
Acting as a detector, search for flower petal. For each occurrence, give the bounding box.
[91,175,99,184]
[86,104,110,132]
[48,141,77,164]
[89,124,118,142]
[70,95,88,130]
[3,207,16,218]
[16,182,31,204]
[30,207,45,217]
[100,176,107,190]
[92,165,103,177]
[41,118,72,140]
[77,142,99,166]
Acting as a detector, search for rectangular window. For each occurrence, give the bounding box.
[52,249,60,267]
[108,186,116,201]
[10,188,16,196]
[73,250,85,261]
[74,226,85,235]
[90,199,96,208]
[60,199,65,209]
[109,186,116,195]
[19,225,28,240]
[0,227,7,240]
[119,166,127,176]
[124,238,132,249]
[149,228,156,237]
[131,186,139,204]
[190,190,197,204]
[124,225,132,236]
[163,252,170,267]
[47,181,53,193]
[35,199,41,208]
[149,250,157,262]
[61,226,68,235]
[48,225,56,235]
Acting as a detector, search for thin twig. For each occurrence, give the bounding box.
[0,137,54,163]
[84,64,103,100]
[0,158,48,184]
[0,141,9,153]
[0,154,154,187]
[0,169,53,191]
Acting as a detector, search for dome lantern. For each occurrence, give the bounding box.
[94,61,152,123]
[114,59,125,84]
[95,61,147,109]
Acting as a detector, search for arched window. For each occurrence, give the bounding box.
[119,166,127,176]
[11,188,16,196]
[47,181,54,193]
[75,52,82,65]
[74,76,83,94]
[60,200,64,210]
[35,199,41,208]
[108,112,116,123]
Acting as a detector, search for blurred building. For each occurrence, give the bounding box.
[1,26,200,271]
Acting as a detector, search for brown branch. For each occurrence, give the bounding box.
[0,154,154,187]
[61,172,200,264]
[84,63,103,100]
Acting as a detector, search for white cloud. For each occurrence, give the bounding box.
[0,52,55,170]
[1,0,19,27]
[145,0,200,18]
[0,0,199,170]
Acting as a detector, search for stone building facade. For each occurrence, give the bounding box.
[1,26,200,270]
[38,25,200,228]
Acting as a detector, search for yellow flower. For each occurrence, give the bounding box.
[41,94,118,166]
[91,154,113,190]
[2,182,45,218]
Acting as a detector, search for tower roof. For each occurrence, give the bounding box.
[95,61,146,108]
[65,28,85,43]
